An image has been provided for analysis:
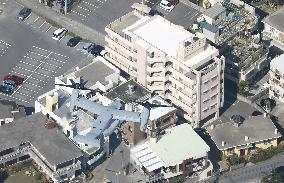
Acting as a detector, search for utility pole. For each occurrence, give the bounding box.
[64,0,67,15]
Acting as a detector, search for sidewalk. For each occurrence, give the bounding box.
[14,0,106,45]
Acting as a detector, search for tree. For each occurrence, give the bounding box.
[34,172,42,180]
[168,175,185,183]
[237,80,250,96]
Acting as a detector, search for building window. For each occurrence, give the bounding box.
[211,103,217,109]
[211,75,218,81]
[204,80,209,85]
[203,98,210,104]
[211,94,217,100]
[202,108,209,113]
[133,49,137,53]
[211,85,218,91]
[203,89,209,94]
[133,58,137,62]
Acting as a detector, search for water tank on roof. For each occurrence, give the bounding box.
[193,22,199,30]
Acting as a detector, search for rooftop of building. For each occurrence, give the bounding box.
[263,7,284,32]
[206,101,281,150]
[149,123,210,165]
[131,123,209,170]
[110,13,142,36]
[60,58,118,88]
[203,4,226,19]
[105,79,151,103]
[0,100,25,120]
[270,54,284,74]
[0,113,83,166]
[131,16,194,58]
[147,96,176,121]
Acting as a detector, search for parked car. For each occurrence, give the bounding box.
[167,0,179,5]
[52,28,68,40]
[0,85,13,95]
[3,80,16,90]
[82,43,94,53]
[4,75,24,86]
[17,7,31,21]
[148,9,164,17]
[67,36,81,47]
[159,0,174,12]
[91,45,104,56]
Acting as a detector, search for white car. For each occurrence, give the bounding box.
[52,28,68,40]
[159,0,174,12]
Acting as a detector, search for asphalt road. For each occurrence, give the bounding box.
[0,1,94,107]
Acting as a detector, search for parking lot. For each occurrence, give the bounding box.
[68,0,142,33]
[0,39,11,57]
[0,1,95,106]
[2,46,69,103]
[155,1,202,29]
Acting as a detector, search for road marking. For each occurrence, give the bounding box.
[31,17,39,25]
[82,1,98,9]
[46,26,52,32]
[78,5,92,13]
[23,13,31,22]
[32,45,69,58]
[20,86,39,93]
[12,52,53,96]
[71,10,87,18]
[39,21,46,28]
[29,51,66,64]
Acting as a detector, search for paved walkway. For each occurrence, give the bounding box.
[14,0,106,45]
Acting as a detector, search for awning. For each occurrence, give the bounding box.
[131,3,151,14]
[130,143,165,172]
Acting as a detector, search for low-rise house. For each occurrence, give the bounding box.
[202,4,226,25]
[0,100,25,126]
[0,113,84,183]
[268,54,284,103]
[262,7,284,50]
[130,123,212,181]
[206,101,281,156]
[121,96,177,146]
[55,57,120,95]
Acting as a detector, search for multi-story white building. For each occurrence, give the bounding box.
[105,12,225,127]
[268,54,284,103]
[262,7,284,50]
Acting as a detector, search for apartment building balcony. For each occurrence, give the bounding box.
[105,47,132,66]
[105,35,133,56]
[56,161,81,176]
[0,146,30,164]
[148,83,164,92]
[28,149,53,176]
[147,75,165,83]
[147,65,164,73]
[147,57,165,64]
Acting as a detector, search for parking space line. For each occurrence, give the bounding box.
[23,13,32,22]
[19,60,36,67]
[31,17,39,25]
[25,81,44,88]
[16,91,33,98]
[82,1,98,9]
[20,86,39,93]
[39,21,46,28]
[32,45,69,58]
[78,6,92,13]
[71,10,87,18]
[46,26,52,32]
[23,55,61,68]
[12,71,47,85]
[38,66,56,73]
[29,51,66,64]
[12,52,53,96]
